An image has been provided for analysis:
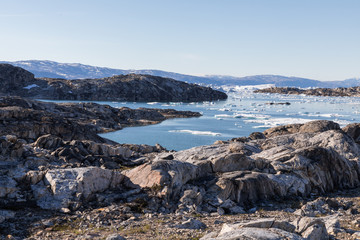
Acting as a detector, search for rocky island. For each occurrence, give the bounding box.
[0,64,227,102]
[254,86,360,97]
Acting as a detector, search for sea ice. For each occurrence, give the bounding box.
[169,130,221,136]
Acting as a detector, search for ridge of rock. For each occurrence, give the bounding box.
[0,64,227,102]
[255,86,360,97]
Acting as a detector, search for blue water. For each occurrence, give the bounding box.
[41,91,360,151]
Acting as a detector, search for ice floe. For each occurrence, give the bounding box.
[245,117,313,128]
[169,130,221,136]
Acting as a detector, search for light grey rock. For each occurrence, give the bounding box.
[295,217,324,234]
[180,189,203,206]
[202,220,302,240]
[176,218,207,229]
[324,214,341,235]
[294,217,328,240]
[204,226,304,240]
[34,167,124,210]
[224,219,296,233]
[352,231,360,239]
[123,159,198,197]
[301,224,328,240]
[106,234,126,240]
[296,198,328,217]
[210,153,253,173]
[272,221,297,233]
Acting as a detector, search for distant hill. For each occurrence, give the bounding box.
[207,75,324,88]
[0,63,227,102]
[1,60,359,88]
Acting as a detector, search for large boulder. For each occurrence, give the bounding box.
[33,167,124,210]
[298,120,340,134]
[123,159,198,198]
[201,219,303,240]
[201,217,328,240]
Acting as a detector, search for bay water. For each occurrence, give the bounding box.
[43,88,360,151]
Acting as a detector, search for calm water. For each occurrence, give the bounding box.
[43,90,360,151]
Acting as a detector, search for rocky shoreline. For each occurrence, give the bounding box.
[2,98,360,239]
[0,96,203,238]
[0,64,227,102]
[0,96,201,143]
[254,86,360,97]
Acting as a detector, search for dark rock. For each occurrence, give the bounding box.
[255,86,360,97]
[248,132,266,140]
[263,123,303,138]
[34,134,64,150]
[0,64,227,102]
[266,102,291,105]
[0,96,201,143]
[343,123,360,144]
[298,120,340,133]
[0,64,35,93]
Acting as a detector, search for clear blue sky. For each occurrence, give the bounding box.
[1,0,359,81]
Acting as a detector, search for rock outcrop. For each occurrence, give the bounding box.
[124,120,360,211]
[255,86,360,97]
[0,96,201,214]
[0,96,201,142]
[0,64,228,102]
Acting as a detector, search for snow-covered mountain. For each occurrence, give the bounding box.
[1,60,359,88]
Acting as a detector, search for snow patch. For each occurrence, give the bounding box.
[23,84,39,90]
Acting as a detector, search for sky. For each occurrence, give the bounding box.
[0,0,359,81]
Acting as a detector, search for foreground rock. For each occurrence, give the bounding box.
[0,96,200,216]
[201,217,328,240]
[255,86,360,97]
[34,167,124,211]
[0,63,227,102]
[124,120,360,213]
[3,103,360,239]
